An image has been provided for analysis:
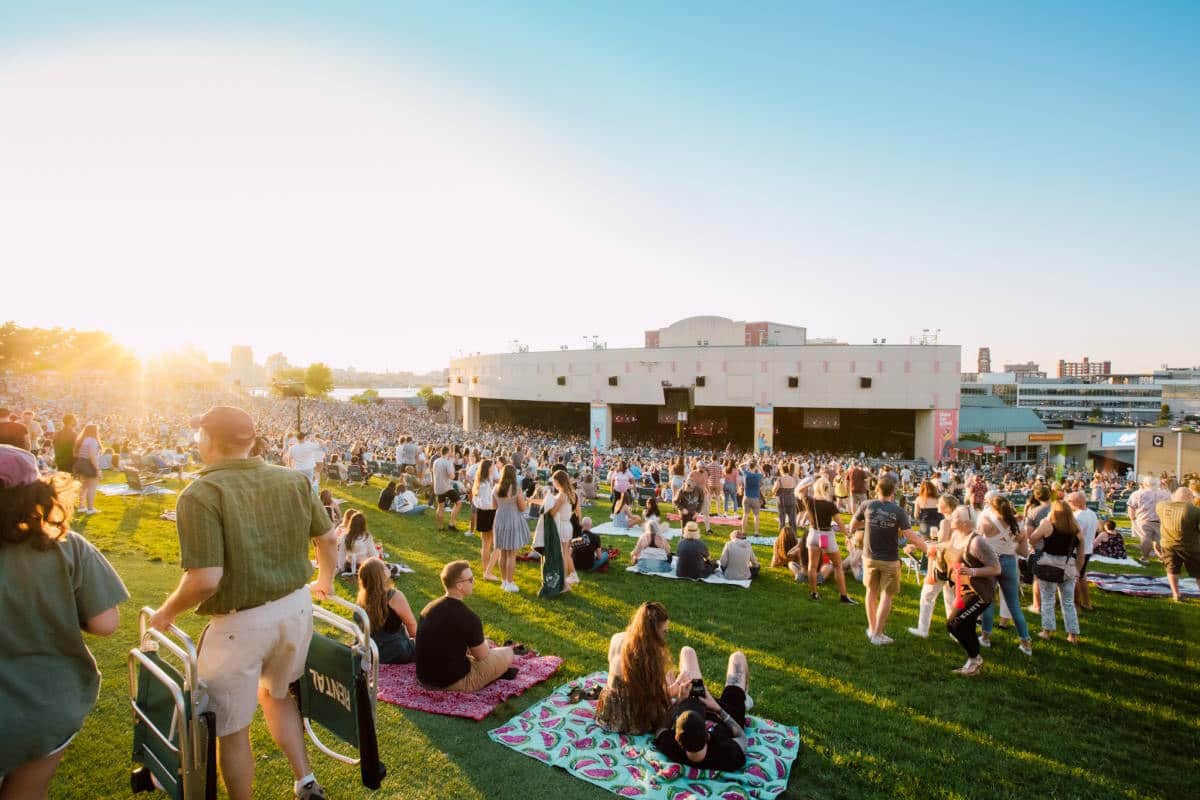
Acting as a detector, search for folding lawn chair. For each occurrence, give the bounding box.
[129,608,216,799]
[298,596,387,790]
[125,468,165,495]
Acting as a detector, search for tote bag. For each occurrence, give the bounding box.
[539,513,566,598]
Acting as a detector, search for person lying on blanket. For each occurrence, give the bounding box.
[415,560,518,691]
[654,649,752,772]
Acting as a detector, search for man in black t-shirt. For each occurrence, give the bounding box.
[654,650,751,773]
[415,560,514,691]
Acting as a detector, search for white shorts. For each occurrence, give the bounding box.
[198,586,312,737]
[806,529,839,554]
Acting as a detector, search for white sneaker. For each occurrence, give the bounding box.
[566,573,580,586]
[875,633,894,645]
[979,635,992,648]
[502,582,520,593]
[1018,640,1033,657]
[906,627,929,639]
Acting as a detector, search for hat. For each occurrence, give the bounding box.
[674,709,707,753]
[0,444,39,488]
[0,421,30,449]
[682,521,701,539]
[189,406,256,445]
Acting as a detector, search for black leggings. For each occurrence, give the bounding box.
[947,595,990,658]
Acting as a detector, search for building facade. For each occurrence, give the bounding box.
[1057,357,1112,379]
[977,347,991,373]
[1004,362,1045,379]
[1016,377,1163,422]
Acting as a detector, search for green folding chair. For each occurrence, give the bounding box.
[297,596,387,790]
[128,608,216,799]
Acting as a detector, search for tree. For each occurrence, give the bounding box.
[1159,403,1172,421]
[350,388,380,405]
[269,367,307,398]
[416,385,434,401]
[426,393,446,413]
[304,362,334,398]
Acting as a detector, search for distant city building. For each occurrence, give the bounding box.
[1003,361,1045,379]
[1153,367,1200,416]
[644,317,807,349]
[960,372,1017,406]
[230,345,254,386]
[1017,376,1162,422]
[1057,357,1111,379]
[977,347,991,373]
[265,352,290,382]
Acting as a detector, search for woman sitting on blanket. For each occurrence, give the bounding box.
[631,520,672,572]
[1093,518,1129,560]
[357,557,417,664]
[643,495,662,526]
[611,491,643,529]
[596,601,692,734]
[336,509,377,574]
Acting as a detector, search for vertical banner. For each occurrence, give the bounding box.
[754,406,774,454]
[590,403,610,452]
[933,408,959,462]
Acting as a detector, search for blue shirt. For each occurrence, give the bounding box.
[630,465,643,480]
[742,471,763,499]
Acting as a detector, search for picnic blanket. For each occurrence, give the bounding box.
[377,652,563,720]
[98,483,176,496]
[1086,573,1199,598]
[1089,555,1142,568]
[626,564,752,589]
[667,513,743,525]
[489,671,798,800]
[592,522,678,539]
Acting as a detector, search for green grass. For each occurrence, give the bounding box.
[53,478,1199,800]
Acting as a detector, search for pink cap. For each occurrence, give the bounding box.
[0,444,39,488]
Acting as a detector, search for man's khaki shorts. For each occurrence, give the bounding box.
[198,586,312,736]
[443,647,514,693]
[863,558,901,595]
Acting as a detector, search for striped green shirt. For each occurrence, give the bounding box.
[177,458,332,615]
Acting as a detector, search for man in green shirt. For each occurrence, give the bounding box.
[150,406,338,800]
[1156,487,1200,603]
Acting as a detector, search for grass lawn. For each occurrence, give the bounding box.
[52,476,1199,800]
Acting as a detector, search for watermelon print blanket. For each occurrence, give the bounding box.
[488,672,799,800]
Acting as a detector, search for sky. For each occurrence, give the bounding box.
[1,1,1197,375]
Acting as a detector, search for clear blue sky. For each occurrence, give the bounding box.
[1,2,1197,373]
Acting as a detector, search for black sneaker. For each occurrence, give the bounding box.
[445,524,460,532]
[809,591,820,601]
[840,594,859,605]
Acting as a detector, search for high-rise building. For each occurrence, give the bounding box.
[1003,362,1045,379]
[977,347,991,373]
[1057,357,1111,379]
[265,353,290,382]
[230,346,253,386]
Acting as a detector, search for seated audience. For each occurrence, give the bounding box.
[1093,518,1129,560]
[357,557,417,664]
[577,471,598,501]
[336,509,377,573]
[571,516,610,572]
[596,601,691,734]
[391,477,429,514]
[378,480,398,512]
[611,491,643,529]
[719,529,760,581]
[632,520,672,572]
[654,649,752,772]
[319,488,341,523]
[415,560,516,690]
[676,521,713,579]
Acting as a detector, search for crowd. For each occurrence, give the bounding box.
[3,376,1199,799]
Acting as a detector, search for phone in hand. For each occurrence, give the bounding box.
[690,678,706,699]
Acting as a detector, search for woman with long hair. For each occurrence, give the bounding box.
[722,459,740,513]
[543,469,580,589]
[356,557,417,664]
[473,458,500,582]
[611,491,643,529]
[0,446,128,797]
[596,602,691,733]
[1028,500,1085,643]
[908,494,959,638]
[492,464,529,593]
[803,477,855,603]
[978,495,1033,655]
[72,423,102,515]
[337,510,377,574]
[941,505,1002,675]
[773,462,799,535]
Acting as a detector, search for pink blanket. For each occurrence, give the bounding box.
[376,653,563,720]
[667,513,744,525]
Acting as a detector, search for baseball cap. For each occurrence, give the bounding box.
[0,444,39,488]
[189,406,256,445]
[674,709,707,753]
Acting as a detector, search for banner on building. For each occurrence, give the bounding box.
[590,403,609,452]
[934,409,959,462]
[754,406,774,454]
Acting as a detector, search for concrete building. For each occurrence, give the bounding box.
[1135,428,1200,481]
[449,316,961,461]
[977,347,991,374]
[1152,368,1200,417]
[957,395,1089,466]
[961,372,1017,405]
[1057,357,1111,379]
[1016,377,1163,422]
[1004,362,1045,379]
[230,345,254,386]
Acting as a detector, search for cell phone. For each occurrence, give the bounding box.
[690,678,705,699]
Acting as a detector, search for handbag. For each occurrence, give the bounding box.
[1033,540,1077,584]
[1017,551,1039,585]
[538,513,566,598]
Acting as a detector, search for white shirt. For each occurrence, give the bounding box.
[287,440,325,471]
[473,478,495,510]
[1074,508,1099,555]
[433,456,456,494]
[392,490,420,512]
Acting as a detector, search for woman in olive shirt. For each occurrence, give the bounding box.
[0,445,128,798]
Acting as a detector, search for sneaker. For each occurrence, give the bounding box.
[463,530,475,537]
[565,573,580,586]
[979,634,992,649]
[906,627,929,639]
[875,633,894,645]
[86,508,102,515]
[1018,640,1033,657]
[840,594,859,605]
[295,779,328,800]
[502,582,520,593]
[953,658,983,676]
[809,591,820,601]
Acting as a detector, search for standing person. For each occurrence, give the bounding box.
[940,506,1002,675]
[740,460,764,535]
[492,465,529,593]
[71,423,102,515]
[432,445,464,532]
[542,470,580,589]
[1022,484,1053,615]
[978,495,1033,656]
[473,459,499,581]
[356,557,417,664]
[610,460,634,513]
[1156,487,1200,603]
[1128,476,1170,561]
[1028,500,1085,644]
[722,460,740,513]
[908,494,957,639]
[21,410,44,452]
[848,475,930,645]
[286,432,325,491]
[53,414,78,473]
[0,446,129,800]
[802,478,856,603]
[772,463,799,536]
[1067,491,1099,612]
[148,406,339,800]
[847,461,869,515]
[415,560,516,691]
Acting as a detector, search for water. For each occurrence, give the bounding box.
[248,386,447,401]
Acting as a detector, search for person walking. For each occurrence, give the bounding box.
[1156,487,1200,603]
[492,464,530,593]
[149,406,339,800]
[472,458,499,581]
[71,423,102,515]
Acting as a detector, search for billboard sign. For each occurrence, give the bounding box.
[590,403,609,451]
[934,409,959,461]
[754,406,773,454]
[1100,431,1137,448]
